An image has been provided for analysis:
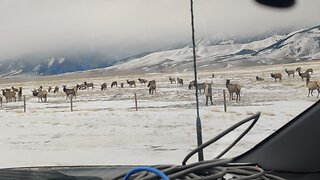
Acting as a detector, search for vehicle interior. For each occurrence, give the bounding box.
[0,0,319,179]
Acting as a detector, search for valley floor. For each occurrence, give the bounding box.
[0,61,319,168]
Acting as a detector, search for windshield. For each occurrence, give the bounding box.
[0,0,319,169]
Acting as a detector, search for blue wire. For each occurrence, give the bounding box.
[123,166,169,180]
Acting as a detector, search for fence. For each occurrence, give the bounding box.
[0,90,235,113]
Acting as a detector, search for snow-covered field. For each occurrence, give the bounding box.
[0,61,319,168]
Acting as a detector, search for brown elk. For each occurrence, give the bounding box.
[256,76,264,81]
[226,79,241,101]
[296,67,311,80]
[11,87,18,92]
[84,81,94,89]
[147,80,156,95]
[18,87,22,101]
[2,89,16,102]
[169,77,176,84]
[63,85,77,99]
[77,83,87,90]
[188,80,206,94]
[306,77,320,98]
[196,83,207,94]
[53,86,59,93]
[138,78,148,85]
[127,80,136,87]
[101,83,107,90]
[285,69,295,78]
[177,77,183,86]
[271,73,282,82]
[188,80,195,89]
[204,82,213,106]
[111,81,118,88]
[32,89,47,102]
[306,68,313,74]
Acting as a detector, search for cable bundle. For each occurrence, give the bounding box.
[113,112,285,180]
[114,159,284,180]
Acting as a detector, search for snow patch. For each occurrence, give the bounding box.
[33,64,41,72]
[58,57,65,64]
[48,58,55,68]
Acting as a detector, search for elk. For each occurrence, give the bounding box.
[189,80,206,94]
[177,77,183,86]
[111,81,118,88]
[101,83,107,90]
[147,80,156,95]
[169,77,176,84]
[63,85,77,99]
[84,81,94,89]
[127,80,136,87]
[77,83,87,90]
[256,76,264,81]
[271,73,282,82]
[306,68,313,74]
[296,67,311,80]
[306,77,320,98]
[53,86,59,93]
[11,87,18,92]
[285,69,295,78]
[188,80,195,89]
[3,88,11,92]
[32,89,47,102]
[138,78,148,85]
[48,86,52,92]
[18,87,22,101]
[226,79,241,101]
[2,89,16,102]
[196,83,207,94]
[120,83,124,88]
[204,82,213,106]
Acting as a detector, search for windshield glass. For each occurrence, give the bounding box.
[0,0,319,168]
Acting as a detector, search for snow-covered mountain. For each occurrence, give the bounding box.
[0,25,319,77]
[0,54,116,77]
[254,26,320,59]
[107,25,320,72]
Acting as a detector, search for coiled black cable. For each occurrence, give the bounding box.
[182,112,261,165]
[113,160,285,179]
[113,112,286,180]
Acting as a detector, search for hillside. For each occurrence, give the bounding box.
[106,25,320,73]
[0,25,319,77]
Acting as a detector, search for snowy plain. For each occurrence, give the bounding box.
[0,61,319,168]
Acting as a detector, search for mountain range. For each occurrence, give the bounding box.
[0,53,116,77]
[106,25,320,73]
[0,25,319,77]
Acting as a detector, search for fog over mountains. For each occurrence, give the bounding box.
[0,25,319,77]
[106,25,320,73]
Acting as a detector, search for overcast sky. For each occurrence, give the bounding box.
[0,0,319,60]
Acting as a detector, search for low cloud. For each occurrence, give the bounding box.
[0,0,319,60]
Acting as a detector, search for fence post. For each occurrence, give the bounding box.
[23,95,26,112]
[223,90,227,112]
[134,93,138,111]
[70,97,73,112]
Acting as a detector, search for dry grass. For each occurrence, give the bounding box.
[0,60,319,116]
[211,108,223,112]
[262,112,276,116]
[246,111,255,115]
